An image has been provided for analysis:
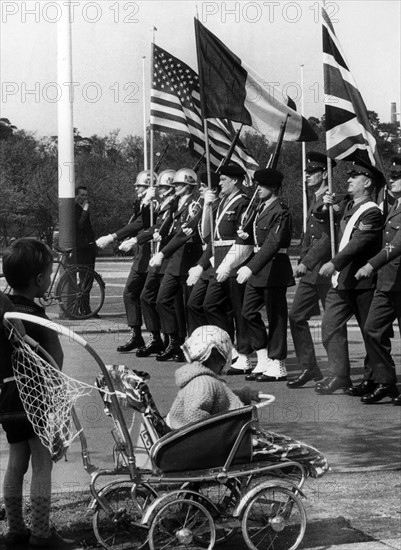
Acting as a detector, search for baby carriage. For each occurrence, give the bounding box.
[3,312,328,550]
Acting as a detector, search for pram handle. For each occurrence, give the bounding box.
[254,393,276,409]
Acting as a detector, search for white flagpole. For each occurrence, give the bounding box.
[142,56,148,170]
[57,0,75,252]
[300,64,307,234]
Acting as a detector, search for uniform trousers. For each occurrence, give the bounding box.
[322,288,375,380]
[187,268,234,336]
[187,276,210,335]
[123,265,147,327]
[203,275,251,355]
[364,290,400,384]
[156,272,189,336]
[289,280,332,370]
[242,284,288,359]
[140,270,163,332]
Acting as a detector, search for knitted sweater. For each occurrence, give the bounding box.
[167,362,253,430]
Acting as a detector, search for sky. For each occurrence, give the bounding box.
[1,0,400,141]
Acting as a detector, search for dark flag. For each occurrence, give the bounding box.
[194,18,317,142]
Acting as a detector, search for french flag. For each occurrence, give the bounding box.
[195,18,317,143]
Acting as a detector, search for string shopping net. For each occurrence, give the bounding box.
[11,339,93,462]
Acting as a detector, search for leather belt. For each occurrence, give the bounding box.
[214,240,235,247]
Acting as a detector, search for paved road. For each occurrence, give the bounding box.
[1,258,400,549]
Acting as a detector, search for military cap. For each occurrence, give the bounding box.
[347,159,384,183]
[218,164,246,178]
[254,168,283,188]
[200,172,221,189]
[389,156,401,179]
[305,151,336,172]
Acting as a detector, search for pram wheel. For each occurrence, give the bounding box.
[148,498,216,550]
[182,478,241,543]
[241,486,306,550]
[93,481,156,550]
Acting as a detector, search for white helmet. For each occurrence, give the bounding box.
[173,168,197,186]
[135,170,157,187]
[157,169,176,188]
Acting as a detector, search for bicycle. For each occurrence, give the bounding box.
[1,246,105,320]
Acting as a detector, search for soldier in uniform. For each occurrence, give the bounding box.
[194,165,254,373]
[316,159,384,395]
[186,172,225,334]
[288,152,344,388]
[236,168,294,381]
[152,168,203,361]
[355,156,401,404]
[96,170,157,352]
[135,170,179,357]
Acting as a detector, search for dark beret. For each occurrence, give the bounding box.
[218,164,245,178]
[200,172,221,188]
[254,168,283,187]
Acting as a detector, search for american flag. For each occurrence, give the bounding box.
[150,44,258,171]
[322,6,381,167]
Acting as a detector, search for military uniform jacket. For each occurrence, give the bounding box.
[299,192,333,285]
[135,195,178,275]
[331,198,383,290]
[115,202,154,274]
[368,200,401,292]
[164,195,203,277]
[199,191,251,273]
[246,198,294,288]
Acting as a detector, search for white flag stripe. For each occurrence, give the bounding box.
[323,53,358,89]
[243,61,303,141]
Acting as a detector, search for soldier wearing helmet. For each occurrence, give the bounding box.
[95,169,159,353]
[143,168,203,362]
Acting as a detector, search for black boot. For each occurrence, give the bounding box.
[136,332,165,357]
[117,328,145,353]
[156,333,182,361]
[287,368,323,388]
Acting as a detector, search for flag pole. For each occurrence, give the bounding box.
[300,64,307,234]
[142,56,148,170]
[322,0,336,256]
[327,157,336,256]
[57,0,75,253]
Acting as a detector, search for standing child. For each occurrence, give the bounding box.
[0,238,74,548]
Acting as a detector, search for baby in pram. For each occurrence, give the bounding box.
[166,325,328,479]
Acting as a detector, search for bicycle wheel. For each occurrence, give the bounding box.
[93,481,156,550]
[56,266,105,320]
[182,479,241,543]
[149,498,215,550]
[241,486,306,550]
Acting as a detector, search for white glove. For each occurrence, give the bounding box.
[96,234,115,248]
[236,266,252,284]
[118,237,137,252]
[182,225,194,237]
[142,187,156,205]
[204,190,215,206]
[153,230,162,243]
[149,252,164,267]
[216,263,231,283]
[186,265,203,286]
